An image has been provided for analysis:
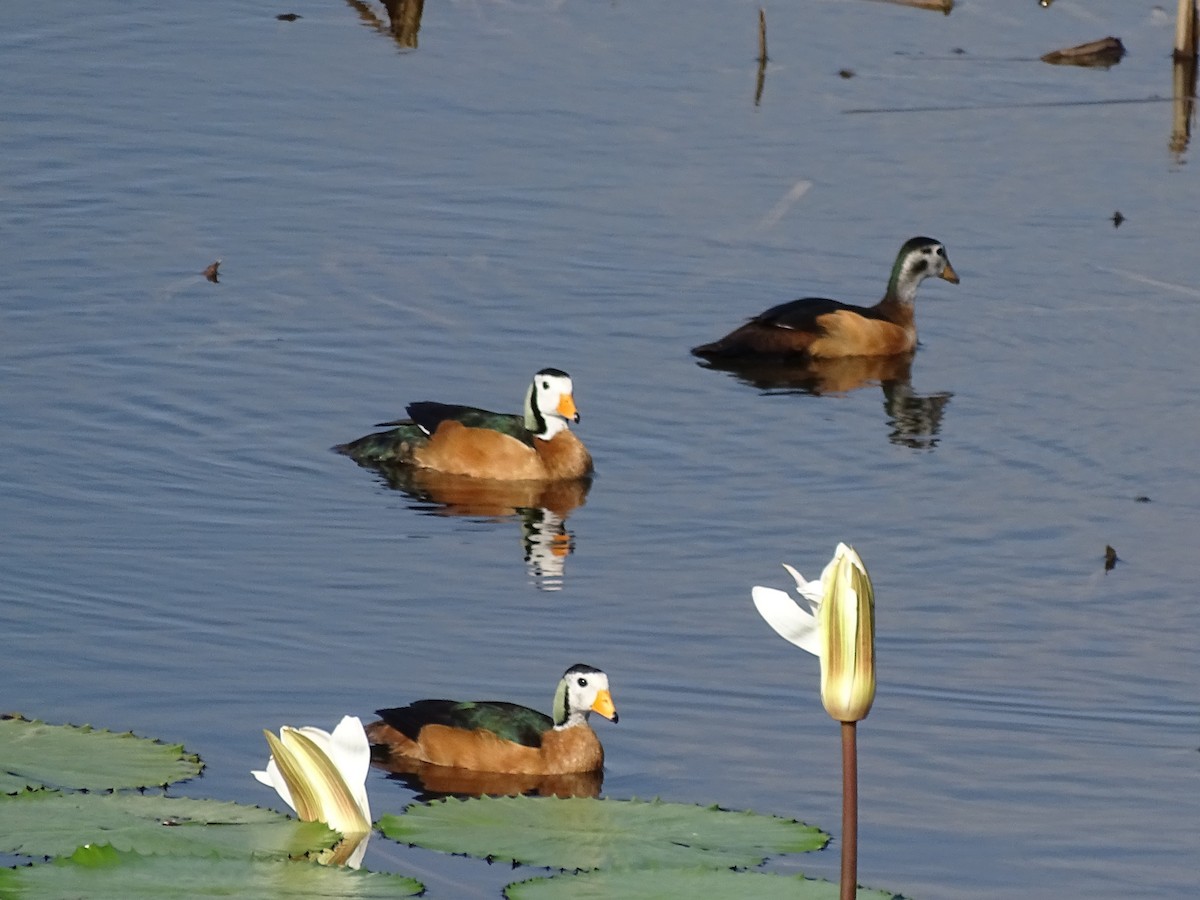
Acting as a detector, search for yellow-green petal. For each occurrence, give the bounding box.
[279,728,371,837]
[262,729,323,824]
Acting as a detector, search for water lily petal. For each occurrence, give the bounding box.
[251,757,295,814]
[752,584,822,656]
[310,716,371,826]
[279,727,371,837]
[253,717,372,847]
[263,729,324,824]
[781,563,824,606]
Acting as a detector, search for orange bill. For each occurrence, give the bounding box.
[591,688,618,722]
[557,392,580,422]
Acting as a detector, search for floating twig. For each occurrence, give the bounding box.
[754,9,768,107]
[868,0,953,14]
[1041,37,1125,69]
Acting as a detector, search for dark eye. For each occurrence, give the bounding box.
[936,247,945,257]
[542,381,550,390]
[576,677,588,687]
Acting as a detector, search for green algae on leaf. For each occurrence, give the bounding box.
[379,796,826,871]
[0,716,203,793]
[0,793,338,860]
[506,868,907,899]
[0,843,423,898]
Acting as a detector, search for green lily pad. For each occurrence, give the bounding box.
[0,716,203,793]
[0,843,424,898]
[506,868,906,899]
[379,796,826,870]
[0,792,339,859]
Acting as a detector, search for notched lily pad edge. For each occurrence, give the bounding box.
[1,713,206,793]
[378,794,828,871]
[503,865,913,899]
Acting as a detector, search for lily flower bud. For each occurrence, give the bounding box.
[818,543,876,722]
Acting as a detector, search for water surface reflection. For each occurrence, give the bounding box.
[373,760,602,801]
[697,354,951,449]
[347,0,425,50]
[347,463,590,590]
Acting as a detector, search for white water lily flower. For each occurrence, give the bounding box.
[753,542,876,722]
[253,715,372,865]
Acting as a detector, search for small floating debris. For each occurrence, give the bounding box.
[1041,37,1125,69]
[1111,210,1125,228]
[1134,495,1151,503]
[754,8,768,107]
[276,13,302,21]
[203,259,221,283]
[838,68,856,79]
[1104,545,1119,572]
[757,8,768,64]
[874,0,953,13]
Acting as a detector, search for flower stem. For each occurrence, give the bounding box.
[840,720,858,900]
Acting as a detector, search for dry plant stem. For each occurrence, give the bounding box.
[840,720,859,900]
[758,8,768,63]
[1178,0,1198,58]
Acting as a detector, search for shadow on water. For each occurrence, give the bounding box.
[372,758,603,801]
[346,0,425,50]
[697,353,952,450]
[347,463,591,590]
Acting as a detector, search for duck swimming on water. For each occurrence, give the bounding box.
[365,665,617,775]
[691,237,959,360]
[335,368,593,481]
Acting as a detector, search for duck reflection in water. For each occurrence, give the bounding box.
[351,463,590,590]
[372,757,603,801]
[697,353,952,450]
[345,0,424,50]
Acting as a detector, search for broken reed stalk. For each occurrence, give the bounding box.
[1171,41,1197,155]
[758,8,768,63]
[1178,0,1198,59]
[840,721,859,900]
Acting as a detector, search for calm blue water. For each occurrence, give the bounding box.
[1,2,1196,898]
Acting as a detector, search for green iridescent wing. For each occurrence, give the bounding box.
[376,700,553,748]
[335,403,533,464]
[406,403,533,446]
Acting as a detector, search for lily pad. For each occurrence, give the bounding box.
[0,792,338,859]
[0,716,203,793]
[506,868,905,899]
[379,796,826,870]
[0,843,423,898]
